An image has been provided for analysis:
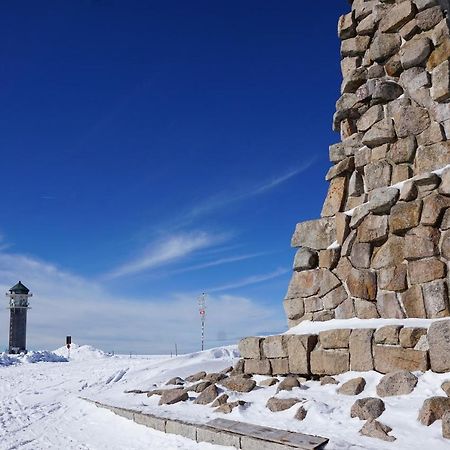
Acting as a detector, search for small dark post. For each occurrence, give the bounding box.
[6,281,32,354]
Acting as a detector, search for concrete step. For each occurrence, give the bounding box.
[84,399,328,449]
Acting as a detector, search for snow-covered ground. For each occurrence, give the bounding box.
[0,343,449,449]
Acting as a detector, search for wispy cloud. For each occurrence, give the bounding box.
[104,231,227,279]
[0,250,286,353]
[207,267,290,293]
[183,160,316,222]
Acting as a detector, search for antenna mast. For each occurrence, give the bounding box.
[198,293,207,351]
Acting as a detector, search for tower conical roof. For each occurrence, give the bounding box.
[9,281,30,294]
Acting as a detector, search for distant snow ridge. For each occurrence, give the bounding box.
[0,351,67,367]
[54,343,111,361]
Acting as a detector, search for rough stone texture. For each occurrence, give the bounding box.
[360,420,396,442]
[418,397,450,425]
[376,371,418,397]
[390,200,422,233]
[351,397,385,420]
[428,320,450,372]
[442,381,450,397]
[287,334,317,375]
[185,371,207,383]
[244,359,271,376]
[291,218,336,250]
[194,384,218,405]
[266,397,301,412]
[239,338,262,359]
[399,327,427,348]
[319,329,351,349]
[373,346,428,373]
[293,248,318,271]
[263,336,288,359]
[350,329,374,371]
[310,349,350,375]
[374,326,402,345]
[276,376,301,393]
[220,376,256,393]
[443,411,450,439]
[159,388,189,406]
[401,285,427,318]
[337,377,366,395]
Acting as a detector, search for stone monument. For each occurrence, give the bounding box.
[239,0,450,377]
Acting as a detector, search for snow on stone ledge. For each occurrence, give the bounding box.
[284,317,450,335]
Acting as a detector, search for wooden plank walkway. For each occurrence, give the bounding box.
[83,398,329,449]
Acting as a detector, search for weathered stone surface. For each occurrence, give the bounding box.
[220,376,256,393]
[270,358,289,376]
[416,5,443,31]
[443,381,450,397]
[413,172,441,196]
[417,121,445,146]
[374,325,402,345]
[341,36,371,57]
[159,388,189,405]
[318,248,340,270]
[351,397,385,420]
[286,269,340,299]
[422,194,450,226]
[379,265,407,291]
[337,377,366,395]
[408,258,446,284]
[389,136,417,163]
[319,329,351,349]
[335,213,350,245]
[320,375,339,385]
[376,371,418,397]
[348,171,364,197]
[428,320,450,372]
[166,377,185,386]
[404,225,440,260]
[418,397,450,425]
[341,57,362,79]
[283,297,304,321]
[354,146,371,169]
[392,164,412,184]
[287,334,317,375]
[338,11,356,40]
[266,397,301,412]
[350,242,372,268]
[390,201,422,234]
[431,59,450,102]
[304,296,323,314]
[313,310,334,322]
[244,359,271,375]
[189,380,212,393]
[214,400,246,414]
[336,297,356,319]
[310,349,350,375]
[373,346,429,373]
[357,105,383,132]
[399,327,427,348]
[238,337,262,359]
[362,119,396,148]
[354,298,380,319]
[322,285,348,309]
[322,177,347,217]
[400,37,432,69]
[372,235,405,269]
[377,291,405,319]
[293,248,318,271]
[368,187,399,214]
[393,106,431,138]
[401,285,427,318]
[194,384,218,405]
[350,329,374,371]
[346,268,377,300]
[370,33,402,62]
[440,169,450,196]
[186,371,207,383]
[372,81,404,103]
[415,142,450,174]
[427,39,450,71]
[422,280,450,318]
[400,66,430,93]
[326,157,354,181]
[400,18,419,40]
[263,336,288,359]
[371,143,389,161]
[204,372,227,383]
[379,1,416,33]
[211,393,229,407]
[400,181,418,201]
[360,419,396,442]
[276,376,301,393]
[443,411,450,439]
[294,406,308,421]
[364,162,393,193]
[291,218,336,250]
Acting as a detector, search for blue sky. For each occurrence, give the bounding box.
[0,1,347,353]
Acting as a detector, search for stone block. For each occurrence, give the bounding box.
[335,297,356,319]
[321,177,347,217]
[318,248,340,270]
[362,119,396,149]
[428,320,450,372]
[263,335,288,359]
[350,242,372,269]
[415,142,450,174]
[270,358,289,376]
[373,346,429,373]
[417,121,445,146]
[197,427,241,448]
[399,327,427,348]
[392,164,412,184]
[166,420,197,440]
[421,194,450,226]
[377,291,405,319]
[310,348,350,375]
[379,1,416,32]
[357,214,388,243]
[427,39,450,71]
[238,337,262,359]
[350,328,374,371]
[286,268,340,299]
[291,218,336,250]
[400,285,427,318]
[372,81,404,103]
[338,11,356,39]
[369,33,402,62]
[304,296,323,313]
[348,171,364,196]
[341,36,371,57]
[287,334,317,374]
[374,325,402,345]
[408,258,446,284]
[326,157,354,181]
[431,59,450,102]
[404,225,439,260]
[372,235,405,269]
[293,248,318,271]
[422,279,450,318]
[390,201,422,234]
[283,297,304,321]
[389,136,417,163]
[346,268,377,300]
[133,413,166,432]
[416,5,443,31]
[379,264,407,291]
[400,37,432,69]
[357,105,384,132]
[393,106,431,138]
[319,329,351,349]
[322,285,348,309]
[364,160,392,191]
[368,187,399,214]
[439,168,450,196]
[335,212,350,245]
[354,298,380,319]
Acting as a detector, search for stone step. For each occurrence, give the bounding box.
[84,399,328,449]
